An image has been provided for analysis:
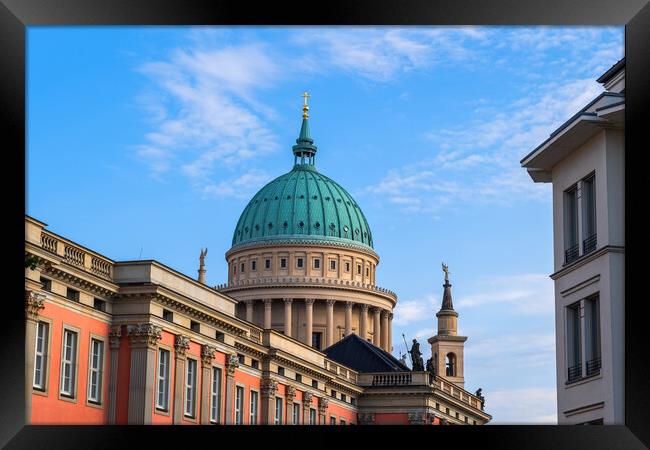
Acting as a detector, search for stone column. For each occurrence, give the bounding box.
[107,324,122,424]
[318,397,329,425]
[372,308,381,347]
[25,291,45,424]
[244,300,254,323]
[326,300,335,348]
[200,345,216,424]
[283,298,293,338]
[286,385,296,424]
[388,313,393,353]
[127,323,162,424]
[263,299,273,329]
[381,310,390,351]
[359,304,368,340]
[224,354,239,424]
[302,392,313,425]
[260,377,278,424]
[304,298,315,347]
[173,335,190,423]
[344,302,353,337]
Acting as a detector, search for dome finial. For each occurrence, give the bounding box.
[301,91,311,119]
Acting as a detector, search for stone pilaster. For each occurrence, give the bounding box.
[388,312,393,352]
[173,335,190,423]
[224,353,239,424]
[200,345,216,424]
[381,310,390,351]
[24,290,45,424]
[302,392,313,425]
[263,299,273,329]
[245,300,254,323]
[285,385,296,425]
[372,308,381,347]
[304,298,315,346]
[127,323,162,424]
[260,377,278,424]
[107,324,122,424]
[318,397,329,425]
[344,302,353,336]
[326,300,335,347]
[283,298,293,338]
[359,304,368,340]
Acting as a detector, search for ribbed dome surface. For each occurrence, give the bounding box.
[231,164,374,250]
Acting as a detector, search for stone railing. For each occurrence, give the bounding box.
[432,377,484,411]
[324,359,358,383]
[39,231,114,281]
[214,276,397,300]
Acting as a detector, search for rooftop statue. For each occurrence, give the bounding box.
[409,338,425,372]
[442,262,450,282]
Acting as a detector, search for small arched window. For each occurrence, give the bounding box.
[445,353,456,377]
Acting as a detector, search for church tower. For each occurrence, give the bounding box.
[428,263,467,389]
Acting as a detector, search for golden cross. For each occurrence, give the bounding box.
[302,91,311,106]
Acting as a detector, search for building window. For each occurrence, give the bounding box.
[446,407,450,415]
[265,259,271,269]
[274,397,283,424]
[585,295,601,376]
[310,408,317,425]
[33,321,49,390]
[237,354,245,365]
[313,258,320,269]
[190,321,200,333]
[251,260,257,271]
[341,419,346,425]
[233,264,237,275]
[211,367,222,423]
[445,353,456,377]
[66,288,80,302]
[251,359,259,370]
[341,394,346,403]
[277,366,285,376]
[329,260,336,270]
[235,386,244,424]
[563,185,579,264]
[87,338,104,404]
[293,403,300,424]
[330,390,337,398]
[93,298,106,312]
[330,416,336,425]
[566,301,582,383]
[156,349,170,410]
[297,258,304,268]
[60,329,78,397]
[241,263,245,273]
[312,379,318,389]
[162,309,173,322]
[366,267,369,277]
[280,258,287,268]
[345,262,350,272]
[351,397,357,406]
[185,359,197,417]
[250,390,259,425]
[357,265,361,275]
[295,373,302,383]
[582,174,597,254]
[312,332,322,350]
[40,277,52,292]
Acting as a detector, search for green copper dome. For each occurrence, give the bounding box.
[230,110,374,252]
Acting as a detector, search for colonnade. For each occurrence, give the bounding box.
[242,298,393,352]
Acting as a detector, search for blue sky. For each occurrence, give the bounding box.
[26,26,623,424]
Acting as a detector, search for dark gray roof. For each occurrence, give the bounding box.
[440,281,454,311]
[596,57,625,84]
[324,333,410,373]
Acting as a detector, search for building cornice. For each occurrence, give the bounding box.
[226,237,379,260]
[550,245,624,280]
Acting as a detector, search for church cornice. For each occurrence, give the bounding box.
[226,236,379,260]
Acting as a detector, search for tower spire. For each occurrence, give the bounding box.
[292,91,318,167]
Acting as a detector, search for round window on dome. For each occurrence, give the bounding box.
[312,195,318,199]
[325,196,331,201]
[287,195,291,199]
[283,221,288,228]
[300,195,304,199]
[343,225,349,232]
[337,199,342,203]
[274,196,278,200]
[268,222,273,229]
[255,224,260,231]
[355,228,359,235]
[298,221,304,228]
[314,222,320,229]
[245,227,249,233]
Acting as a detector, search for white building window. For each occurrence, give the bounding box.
[33,321,49,390]
[313,258,320,269]
[250,390,258,424]
[296,258,304,268]
[60,329,78,397]
[566,302,582,382]
[293,403,300,424]
[582,174,597,254]
[185,359,197,417]
[309,408,317,425]
[274,397,283,424]
[585,295,601,376]
[210,367,222,423]
[563,185,579,263]
[87,338,104,403]
[156,349,170,410]
[235,386,244,424]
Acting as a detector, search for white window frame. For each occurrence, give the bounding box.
[87,337,105,404]
[185,358,198,417]
[235,386,244,424]
[156,348,171,411]
[210,367,222,423]
[293,402,300,424]
[33,321,49,390]
[59,328,78,398]
[274,397,283,424]
[249,390,259,424]
[309,408,317,425]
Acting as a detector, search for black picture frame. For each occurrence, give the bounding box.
[2,0,649,448]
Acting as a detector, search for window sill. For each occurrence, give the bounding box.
[565,372,602,387]
[154,407,170,417]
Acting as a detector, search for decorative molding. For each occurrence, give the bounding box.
[360,304,369,312]
[109,325,122,349]
[40,263,117,298]
[345,301,354,310]
[283,298,293,305]
[326,299,336,307]
[381,309,390,319]
[226,237,379,260]
[25,290,46,320]
[302,392,313,407]
[408,412,427,424]
[286,385,297,403]
[357,413,375,424]
[318,397,329,414]
[174,335,191,357]
[225,353,239,376]
[305,298,315,306]
[261,378,279,398]
[263,299,274,306]
[127,323,162,348]
[201,344,216,365]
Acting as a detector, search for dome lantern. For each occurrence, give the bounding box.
[292,91,318,166]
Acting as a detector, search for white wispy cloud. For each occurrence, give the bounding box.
[201,169,273,200]
[485,387,557,424]
[465,332,556,370]
[392,294,438,326]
